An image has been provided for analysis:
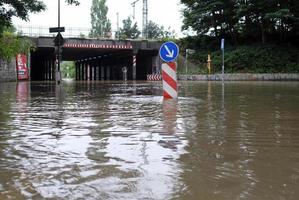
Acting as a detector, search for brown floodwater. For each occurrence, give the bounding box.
[0,80,298,200]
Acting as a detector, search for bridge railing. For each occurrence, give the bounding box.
[15,25,118,39]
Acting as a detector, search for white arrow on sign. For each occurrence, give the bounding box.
[164,45,174,58]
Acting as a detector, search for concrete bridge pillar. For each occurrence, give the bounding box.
[45,60,48,80]
[80,61,84,80]
[75,61,79,80]
[152,56,160,74]
[95,59,100,81]
[78,61,81,81]
[84,61,88,81]
[96,59,100,81]
[44,60,48,80]
[92,61,96,81]
[76,61,80,80]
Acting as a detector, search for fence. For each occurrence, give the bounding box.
[15,25,118,39]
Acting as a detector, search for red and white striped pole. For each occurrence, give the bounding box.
[132,54,137,80]
[162,62,178,99]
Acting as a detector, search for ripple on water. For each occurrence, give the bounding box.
[0,81,299,200]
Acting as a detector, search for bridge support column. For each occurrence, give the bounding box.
[46,60,51,81]
[49,59,53,80]
[80,61,84,80]
[75,62,78,80]
[100,66,104,80]
[106,66,110,80]
[44,60,47,80]
[78,62,81,81]
[84,61,88,80]
[96,59,100,80]
[152,56,160,74]
[50,59,54,80]
[87,62,92,81]
[77,61,80,80]
[95,61,99,80]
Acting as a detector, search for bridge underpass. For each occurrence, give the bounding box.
[29,37,161,81]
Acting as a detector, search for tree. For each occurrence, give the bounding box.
[90,0,112,38]
[181,0,299,44]
[118,17,141,39]
[146,21,176,39]
[0,31,34,61]
[147,21,163,39]
[61,61,75,78]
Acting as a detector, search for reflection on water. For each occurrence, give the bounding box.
[0,80,299,200]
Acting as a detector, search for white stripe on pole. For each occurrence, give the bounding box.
[162,62,178,99]
[162,64,177,80]
[163,80,178,99]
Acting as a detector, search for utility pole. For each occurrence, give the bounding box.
[131,0,148,39]
[142,0,148,39]
[131,0,140,19]
[116,12,120,39]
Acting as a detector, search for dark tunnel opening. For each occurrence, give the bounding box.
[30,46,159,81]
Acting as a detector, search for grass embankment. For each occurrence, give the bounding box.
[177,44,299,75]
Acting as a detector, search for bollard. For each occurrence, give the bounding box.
[207,54,212,74]
[162,62,178,99]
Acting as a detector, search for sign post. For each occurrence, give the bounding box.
[221,38,225,80]
[159,41,179,99]
[185,49,195,74]
[49,0,65,85]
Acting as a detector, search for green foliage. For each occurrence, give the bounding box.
[181,0,299,44]
[118,17,141,39]
[61,61,75,78]
[146,21,176,40]
[90,0,112,38]
[0,0,45,29]
[179,44,299,74]
[0,31,34,61]
[147,21,163,39]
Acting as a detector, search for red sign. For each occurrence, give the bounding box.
[16,54,29,80]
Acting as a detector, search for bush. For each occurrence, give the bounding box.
[61,61,75,78]
[182,44,299,74]
[0,31,34,61]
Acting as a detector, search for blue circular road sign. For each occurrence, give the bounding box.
[159,41,179,62]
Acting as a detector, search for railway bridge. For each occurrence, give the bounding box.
[29,37,162,81]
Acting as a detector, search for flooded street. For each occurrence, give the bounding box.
[0,80,299,200]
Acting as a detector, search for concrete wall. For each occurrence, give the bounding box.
[179,73,299,81]
[0,59,16,82]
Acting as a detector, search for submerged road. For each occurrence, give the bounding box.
[0,81,299,199]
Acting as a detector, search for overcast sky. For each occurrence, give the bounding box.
[12,0,184,36]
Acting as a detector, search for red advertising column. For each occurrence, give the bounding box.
[16,54,29,80]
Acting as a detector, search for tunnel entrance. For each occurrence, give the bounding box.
[30,40,160,81]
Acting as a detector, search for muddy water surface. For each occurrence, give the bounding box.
[0,81,298,200]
